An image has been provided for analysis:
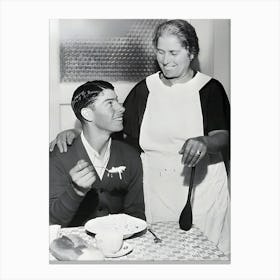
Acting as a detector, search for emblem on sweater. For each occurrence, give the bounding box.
[107,166,126,179]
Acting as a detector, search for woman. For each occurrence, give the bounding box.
[50,20,230,254]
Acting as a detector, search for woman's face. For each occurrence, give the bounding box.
[156,35,193,80]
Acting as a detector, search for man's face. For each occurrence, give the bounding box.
[89,89,125,133]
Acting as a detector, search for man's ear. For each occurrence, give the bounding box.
[81,107,94,122]
[189,53,194,61]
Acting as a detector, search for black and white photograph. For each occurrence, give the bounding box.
[0,0,280,279]
[49,19,231,263]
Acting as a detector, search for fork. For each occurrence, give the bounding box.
[148,228,162,243]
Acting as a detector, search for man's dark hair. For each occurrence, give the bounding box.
[71,80,114,123]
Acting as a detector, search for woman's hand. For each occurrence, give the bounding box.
[179,130,229,167]
[49,129,80,153]
[179,136,207,167]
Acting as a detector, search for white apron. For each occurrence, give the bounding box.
[139,72,230,254]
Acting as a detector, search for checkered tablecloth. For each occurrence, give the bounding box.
[55,221,229,262]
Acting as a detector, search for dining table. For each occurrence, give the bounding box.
[49,221,230,263]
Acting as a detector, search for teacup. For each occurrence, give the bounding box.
[95,230,123,256]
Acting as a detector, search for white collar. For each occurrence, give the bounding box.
[81,131,111,180]
[81,131,111,158]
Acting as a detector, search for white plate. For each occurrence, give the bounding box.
[85,214,147,239]
[104,242,133,258]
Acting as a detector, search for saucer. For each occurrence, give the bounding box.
[104,242,133,258]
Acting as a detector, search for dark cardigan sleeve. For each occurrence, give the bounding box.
[123,79,149,152]
[49,150,85,226]
[199,78,230,135]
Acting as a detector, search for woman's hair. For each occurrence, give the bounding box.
[71,80,114,123]
[152,19,200,58]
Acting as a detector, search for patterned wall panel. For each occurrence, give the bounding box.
[60,19,166,82]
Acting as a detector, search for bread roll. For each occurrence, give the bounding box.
[49,235,82,261]
[50,235,104,261]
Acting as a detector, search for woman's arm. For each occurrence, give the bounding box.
[179,130,229,167]
[122,79,149,153]
[203,129,229,154]
[49,128,81,153]
[180,78,230,167]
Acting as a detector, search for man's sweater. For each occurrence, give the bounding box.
[49,135,145,227]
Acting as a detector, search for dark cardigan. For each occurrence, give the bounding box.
[49,136,145,227]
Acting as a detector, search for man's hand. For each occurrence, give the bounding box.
[69,160,96,196]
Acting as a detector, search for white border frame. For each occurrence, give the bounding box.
[1,1,279,280]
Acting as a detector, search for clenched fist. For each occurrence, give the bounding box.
[69,159,96,196]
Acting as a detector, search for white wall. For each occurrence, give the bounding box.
[49,19,230,141]
[213,19,230,98]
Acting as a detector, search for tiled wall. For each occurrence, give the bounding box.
[60,19,165,82]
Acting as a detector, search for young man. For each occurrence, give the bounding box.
[49,81,145,227]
